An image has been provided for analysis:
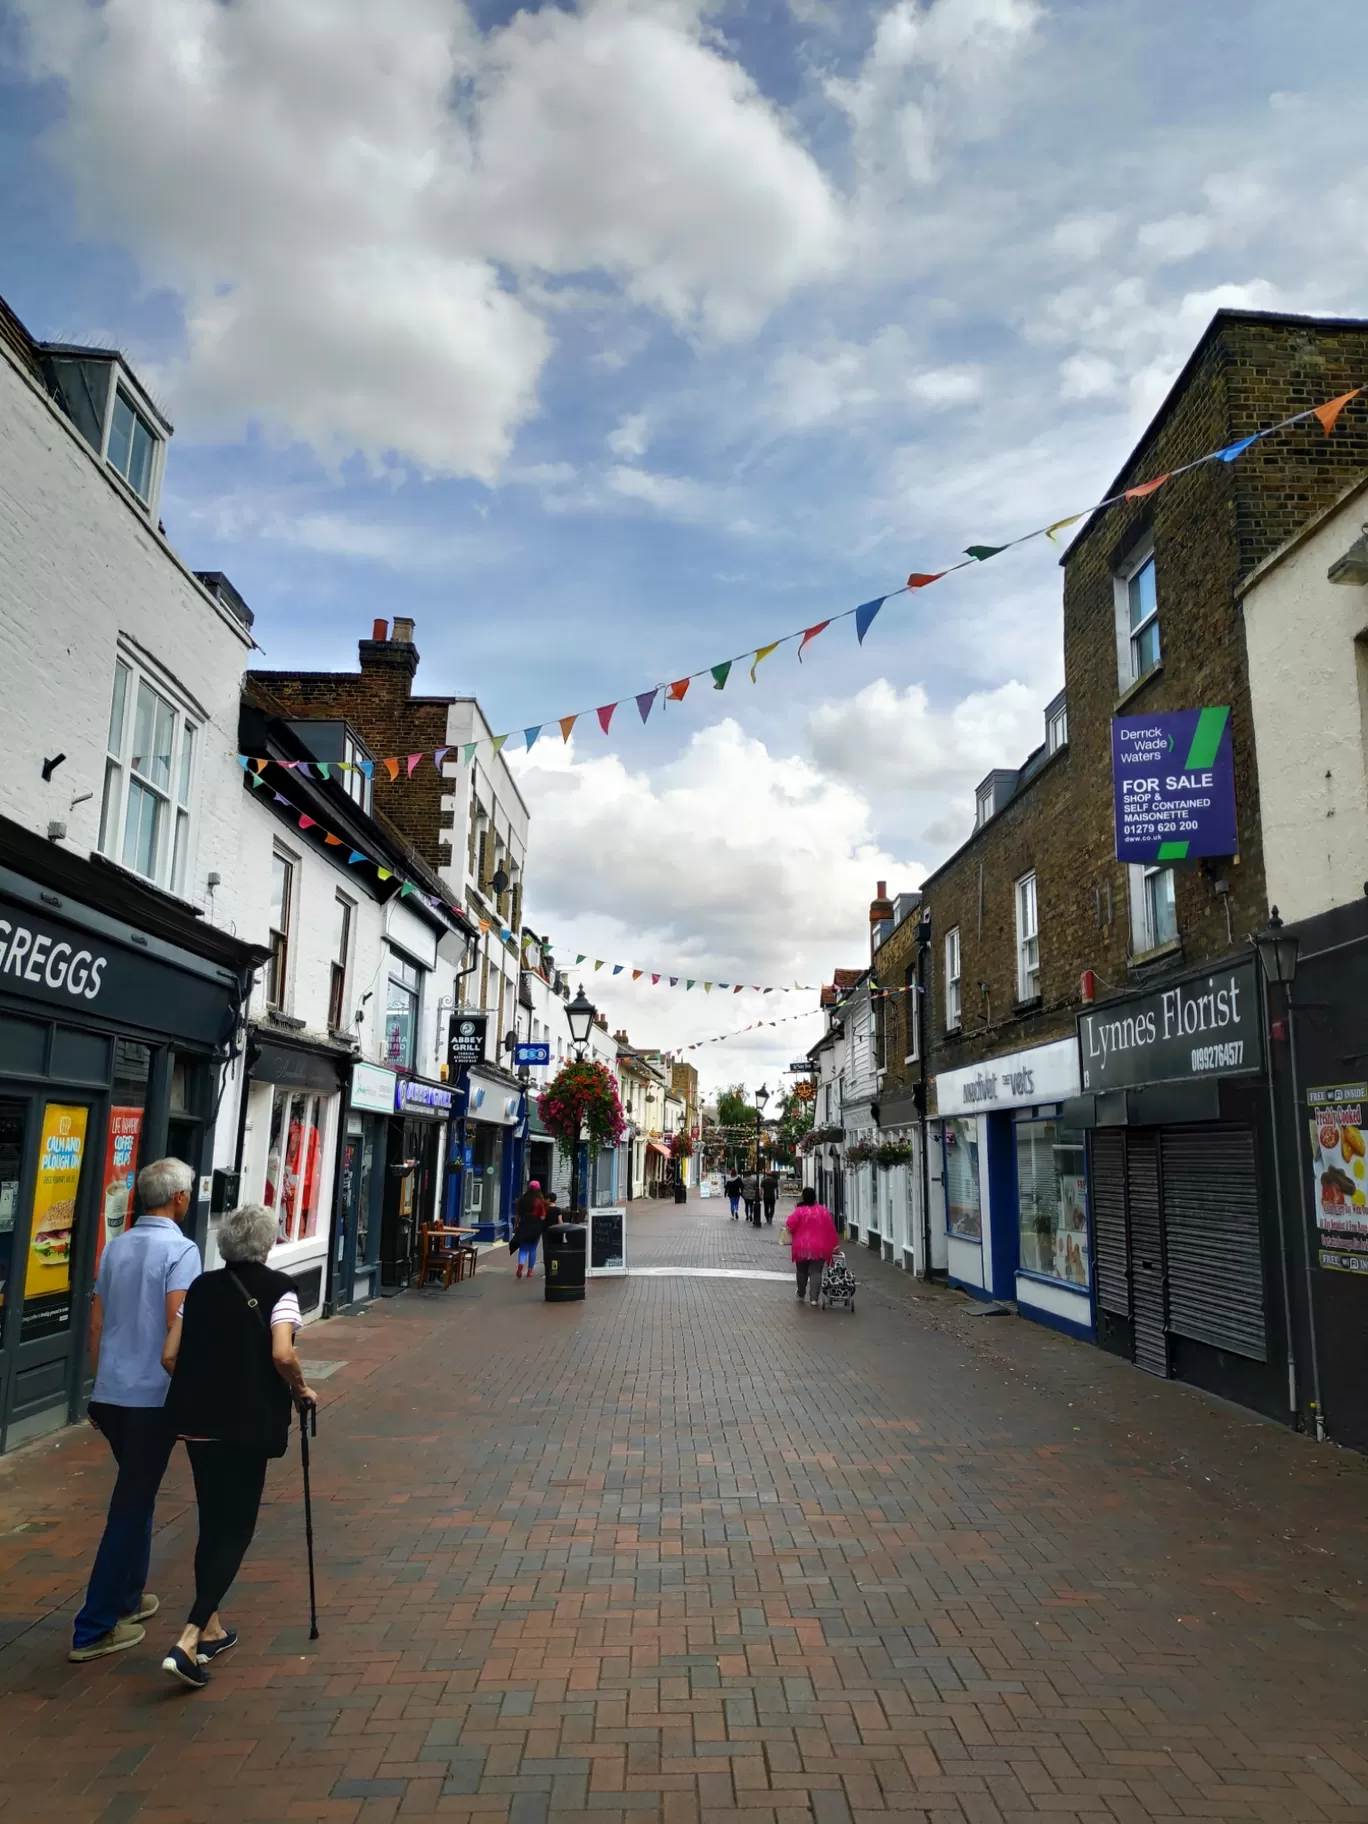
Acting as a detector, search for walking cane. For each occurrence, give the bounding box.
[298,1397,320,1641]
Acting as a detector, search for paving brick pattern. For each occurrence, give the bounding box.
[1,1200,1367,1822]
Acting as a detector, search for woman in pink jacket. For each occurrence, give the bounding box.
[785,1187,840,1307]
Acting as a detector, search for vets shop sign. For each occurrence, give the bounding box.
[1078,959,1261,1093]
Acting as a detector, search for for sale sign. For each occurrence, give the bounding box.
[1112,708,1237,863]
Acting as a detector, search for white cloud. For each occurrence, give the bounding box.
[770,325,983,430]
[509,718,921,1088]
[607,413,651,459]
[14,0,845,477]
[808,675,1043,800]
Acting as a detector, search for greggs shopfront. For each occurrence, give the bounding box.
[0,818,257,1453]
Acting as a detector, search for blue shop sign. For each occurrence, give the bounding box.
[1112,707,1236,863]
[396,1077,453,1114]
[514,1042,551,1066]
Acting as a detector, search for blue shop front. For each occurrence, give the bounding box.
[934,1036,1091,1337]
[447,1063,526,1242]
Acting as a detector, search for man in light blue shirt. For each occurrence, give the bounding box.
[69,1158,202,1662]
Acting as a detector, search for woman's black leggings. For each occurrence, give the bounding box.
[185,1441,269,1628]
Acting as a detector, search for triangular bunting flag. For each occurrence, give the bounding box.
[1045,514,1082,543]
[797,621,829,661]
[491,735,508,754]
[400,882,417,898]
[704,982,713,993]
[433,748,449,771]
[356,758,374,780]
[347,850,365,865]
[272,792,290,805]
[594,960,605,971]
[252,758,268,774]
[236,755,251,771]
[1314,388,1360,434]
[711,662,732,691]
[750,642,779,682]
[298,814,315,830]
[655,974,664,985]
[636,689,658,723]
[406,753,424,778]
[906,572,944,590]
[316,762,332,781]
[380,758,399,782]
[964,545,1006,561]
[596,703,617,733]
[524,726,542,751]
[324,833,342,846]
[667,679,690,701]
[632,969,643,981]
[668,976,676,987]
[1125,473,1170,500]
[733,984,743,993]
[686,980,695,990]
[575,954,585,964]
[1217,434,1258,464]
[559,715,577,742]
[248,772,265,789]
[718,983,729,990]
[462,743,477,765]
[855,597,886,644]
[377,868,392,882]
[612,964,623,975]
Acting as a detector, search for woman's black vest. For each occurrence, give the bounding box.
[165,1261,297,1457]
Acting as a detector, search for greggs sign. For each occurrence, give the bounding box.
[0,916,108,1001]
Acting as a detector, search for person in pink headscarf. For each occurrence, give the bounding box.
[510,1182,548,1279]
[785,1187,840,1307]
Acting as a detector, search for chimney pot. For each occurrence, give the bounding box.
[393,617,415,644]
[372,618,388,641]
[877,880,887,898]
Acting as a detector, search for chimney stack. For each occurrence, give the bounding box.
[392,616,415,643]
[869,879,894,961]
[371,617,388,640]
[359,615,420,687]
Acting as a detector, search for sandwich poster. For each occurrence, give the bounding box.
[1308,1082,1368,1273]
[25,1104,88,1301]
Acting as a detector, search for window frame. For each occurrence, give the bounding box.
[903,962,920,1063]
[384,948,424,1073]
[266,847,296,1010]
[1015,871,1040,1003]
[328,893,354,1032]
[341,732,374,816]
[104,383,161,506]
[98,654,200,893]
[944,928,962,1031]
[1046,699,1068,753]
[1129,861,1178,955]
[1114,539,1160,689]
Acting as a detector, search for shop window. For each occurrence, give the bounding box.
[1128,862,1178,955]
[106,386,159,503]
[266,849,295,1009]
[1015,872,1040,1002]
[385,951,422,1071]
[943,1118,981,1240]
[329,894,353,1032]
[263,1088,325,1242]
[1115,543,1160,688]
[944,928,962,1030]
[1016,1118,1088,1287]
[98,658,199,893]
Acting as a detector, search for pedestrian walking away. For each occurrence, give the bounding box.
[741,1171,760,1225]
[785,1186,840,1307]
[510,1180,548,1279]
[69,1158,202,1664]
[723,1172,742,1219]
[761,1168,779,1224]
[159,1203,317,1690]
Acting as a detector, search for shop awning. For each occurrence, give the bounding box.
[647,1139,671,1161]
[467,1067,523,1126]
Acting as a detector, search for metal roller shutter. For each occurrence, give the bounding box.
[1126,1133,1168,1378]
[1090,1130,1130,1317]
[1162,1126,1266,1361]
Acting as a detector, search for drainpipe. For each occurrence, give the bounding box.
[1254,946,1298,1423]
[917,917,933,1281]
[1286,980,1326,1440]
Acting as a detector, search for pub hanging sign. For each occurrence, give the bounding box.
[1112,707,1237,863]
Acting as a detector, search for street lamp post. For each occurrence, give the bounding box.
[752,1083,769,1226]
[564,986,596,1222]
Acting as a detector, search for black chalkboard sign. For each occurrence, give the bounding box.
[589,1208,625,1271]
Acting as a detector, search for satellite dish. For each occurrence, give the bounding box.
[491,867,510,895]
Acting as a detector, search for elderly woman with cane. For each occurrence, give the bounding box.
[159,1204,317,1689]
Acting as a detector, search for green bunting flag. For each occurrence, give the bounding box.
[964,545,1006,561]
[711,661,732,690]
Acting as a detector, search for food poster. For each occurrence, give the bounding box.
[24,1105,89,1320]
[95,1107,144,1275]
[1307,1083,1368,1273]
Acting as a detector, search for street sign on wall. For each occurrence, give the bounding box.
[1112,708,1237,863]
[514,1042,551,1067]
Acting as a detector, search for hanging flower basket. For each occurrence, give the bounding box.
[537,1059,626,1160]
[844,1140,877,1165]
[800,1125,844,1150]
[874,1140,914,1168]
[669,1131,694,1160]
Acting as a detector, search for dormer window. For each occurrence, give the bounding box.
[975,781,994,828]
[107,387,157,502]
[1046,691,1068,753]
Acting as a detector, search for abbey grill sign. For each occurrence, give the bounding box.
[1078,959,1261,1093]
[1112,707,1237,863]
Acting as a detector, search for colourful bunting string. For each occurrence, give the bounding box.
[1315,388,1360,435]
[855,597,886,644]
[667,679,690,701]
[636,689,658,724]
[711,661,732,691]
[797,621,829,661]
[525,725,542,751]
[750,642,779,683]
[560,715,577,743]
[597,704,616,733]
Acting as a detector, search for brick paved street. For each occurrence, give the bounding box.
[2,1197,1368,1823]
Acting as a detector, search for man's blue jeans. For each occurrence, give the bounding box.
[72,1403,176,1647]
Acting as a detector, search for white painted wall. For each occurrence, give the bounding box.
[0,338,251,928]
[1243,485,1368,924]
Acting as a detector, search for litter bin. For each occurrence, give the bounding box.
[673,1183,687,1205]
[543,1222,587,1303]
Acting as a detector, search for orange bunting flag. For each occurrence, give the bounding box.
[597,703,616,734]
[632,969,643,980]
[251,758,268,773]
[667,678,690,701]
[1314,388,1360,435]
[381,757,400,782]
[1124,473,1170,501]
[797,621,830,661]
[906,572,944,589]
[324,833,342,846]
[559,714,577,742]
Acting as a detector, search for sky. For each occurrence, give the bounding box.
[3,0,1367,1099]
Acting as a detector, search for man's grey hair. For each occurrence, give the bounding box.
[217,1202,279,1265]
[137,1157,194,1212]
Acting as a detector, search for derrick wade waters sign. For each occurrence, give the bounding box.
[1112,708,1237,863]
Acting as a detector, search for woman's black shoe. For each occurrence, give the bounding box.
[162,1645,209,1689]
[197,1628,238,1664]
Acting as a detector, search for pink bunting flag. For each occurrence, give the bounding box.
[406,753,424,778]
[1124,473,1170,501]
[797,621,830,661]
[298,814,315,830]
[652,974,661,985]
[596,703,617,734]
